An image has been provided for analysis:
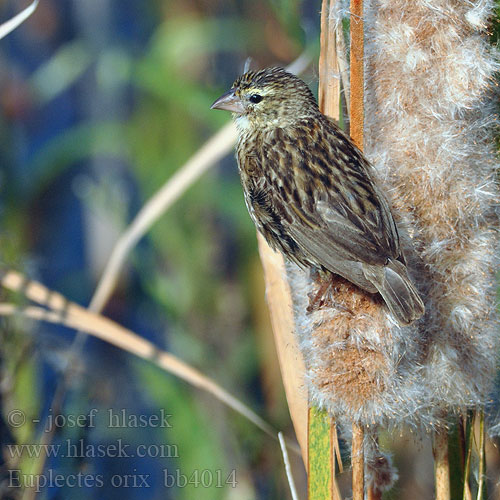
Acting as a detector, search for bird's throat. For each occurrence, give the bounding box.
[234,113,251,133]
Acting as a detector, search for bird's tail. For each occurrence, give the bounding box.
[363,259,425,326]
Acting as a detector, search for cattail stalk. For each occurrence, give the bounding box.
[351,423,365,500]
[433,429,451,500]
[349,1,365,498]
[349,0,363,149]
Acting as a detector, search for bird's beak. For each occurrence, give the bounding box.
[210,89,245,114]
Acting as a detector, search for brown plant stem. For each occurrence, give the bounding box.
[0,0,38,40]
[349,2,365,497]
[331,419,343,474]
[352,423,365,500]
[433,429,451,500]
[349,0,364,150]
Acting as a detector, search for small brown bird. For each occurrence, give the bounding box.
[211,67,424,325]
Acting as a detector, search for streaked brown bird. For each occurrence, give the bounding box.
[211,67,424,325]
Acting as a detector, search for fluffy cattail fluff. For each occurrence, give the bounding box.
[363,0,500,423]
[288,262,429,426]
[286,0,499,430]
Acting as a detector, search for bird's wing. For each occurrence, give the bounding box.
[266,118,401,268]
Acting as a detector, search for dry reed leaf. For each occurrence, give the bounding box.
[257,234,308,464]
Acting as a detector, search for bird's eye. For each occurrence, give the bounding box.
[249,94,263,104]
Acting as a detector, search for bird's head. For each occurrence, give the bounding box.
[211,67,319,131]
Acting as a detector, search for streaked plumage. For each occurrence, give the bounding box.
[211,67,424,325]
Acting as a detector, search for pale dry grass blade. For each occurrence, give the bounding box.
[0,270,300,455]
[319,0,340,119]
[0,0,38,40]
[286,53,311,78]
[90,122,237,312]
[278,431,300,500]
[463,415,473,500]
[0,302,271,436]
